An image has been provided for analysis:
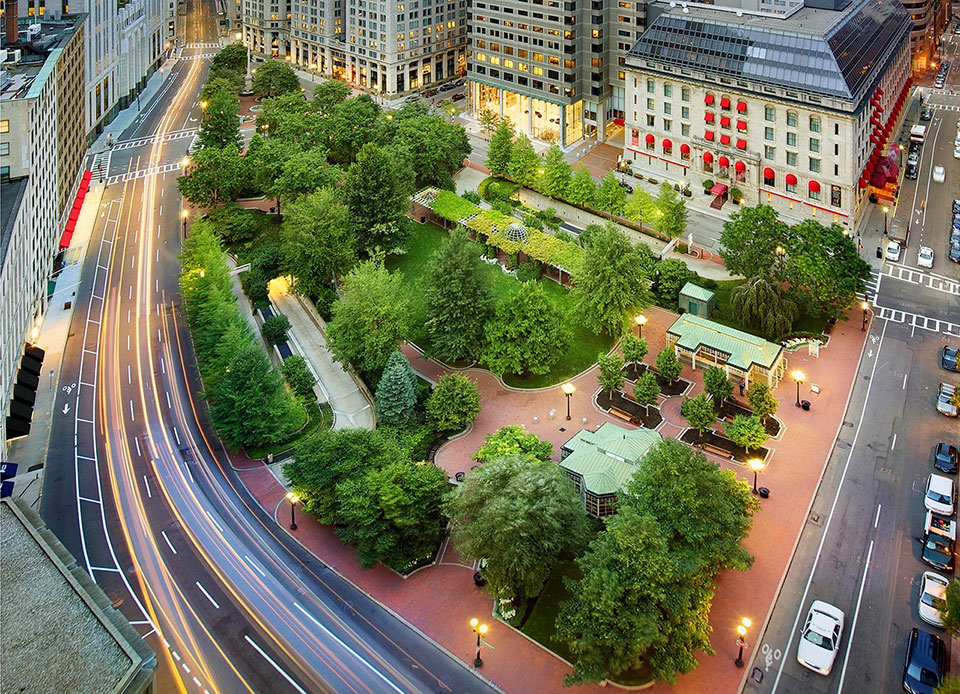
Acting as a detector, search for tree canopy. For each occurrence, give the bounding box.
[281,188,355,299]
[252,59,300,98]
[486,121,514,176]
[425,373,482,433]
[344,143,412,253]
[482,282,567,377]
[473,425,553,464]
[374,351,419,426]
[718,204,789,279]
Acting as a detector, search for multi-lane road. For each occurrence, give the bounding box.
[40,2,498,693]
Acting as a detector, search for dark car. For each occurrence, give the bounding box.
[903,628,946,694]
[912,141,923,154]
[439,82,456,91]
[451,93,466,101]
[618,181,634,194]
[423,88,439,97]
[922,534,955,572]
[943,346,960,372]
[907,164,919,180]
[922,108,933,121]
[950,243,960,264]
[935,443,959,473]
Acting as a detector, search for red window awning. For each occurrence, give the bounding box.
[613,117,625,126]
[645,133,655,144]
[82,170,92,183]
[705,93,715,105]
[703,152,714,163]
[736,101,747,112]
[662,138,673,150]
[734,161,746,173]
[705,112,715,123]
[720,116,731,127]
[680,143,690,154]
[736,120,747,131]
[719,134,730,145]
[58,218,78,250]
[735,138,747,150]
[763,167,775,180]
[720,97,731,109]
[705,130,715,141]
[710,183,728,195]
[718,155,729,167]
[786,173,798,185]
[859,177,868,189]
[69,207,80,222]
[808,180,821,192]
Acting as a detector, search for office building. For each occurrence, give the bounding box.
[901,0,946,74]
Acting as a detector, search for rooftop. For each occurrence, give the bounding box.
[0,499,156,694]
[559,422,662,496]
[0,176,28,273]
[667,313,783,371]
[626,0,911,102]
[680,282,716,303]
[0,16,84,101]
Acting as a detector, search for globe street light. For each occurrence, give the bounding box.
[882,205,889,236]
[861,301,870,331]
[735,617,752,667]
[748,458,764,495]
[285,491,299,531]
[469,618,489,667]
[635,314,648,339]
[791,370,806,408]
[181,209,189,237]
[562,382,575,421]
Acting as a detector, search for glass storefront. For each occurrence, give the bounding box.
[471,82,583,147]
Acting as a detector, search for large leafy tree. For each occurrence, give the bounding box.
[391,111,471,189]
[572,223,653,336]
[244,134,302,214]
[566,165,597,208]
[730,276,797,339]
[344,142,412,253]
[447,455,590,601]
[482,282,567,377]
[327,261,410,375]
[718,204,790,279]
[177,144,242,207]
[633,371,660,414]
[725,415,767,453]
[424,228,494,362]
[210,43,248,75]
[508,134,540,187]
[473,425,553,464]
[251,59,300,98]
[655,347,682,383]
[425,373,482,433]
[374,351,419,426]
[197,89,241,149]
[653,258,695,306]
[200,76,241,104]
[322,94,382,164]
[681,393,716,436]
[595,171,627,216]
[746,381,778,422]
[654,182,687,239]
[281,355,316,398]
[255,91,313,140]
[486,121,514,176]
[597,352,625,395]
[311,80,351,115]
[624,188,656,227]
[281,188,355,298]
[621,334,648,371]
[702,365,733,404]
[540,144,571,199]
[275,147,343,201]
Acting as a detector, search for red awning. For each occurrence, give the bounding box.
[710,183,729,195]
[58,218,77,250]
[613,117,625,126]
[720,115,731,127]
[703,152,714,163]
[72,198,83,211]
[735,138,747,150]
[705,112,715,123]
[705,93,715,105]
[69,207,80,222]
[718,155,729,167]
[736,101,747,112]
[720,134,731,145]
[786,173,798,185]
[859,177,868,189]
[645,133,655,144]
[736,120,747,131]
[705,130,715,141]
[876,87,884,95]
[680,143,690,154]
[763,167,775,180]
[662,138,673,150]
[734,161,746,173]
[720,97,731,109]
[82,170,92,182]
[809,180,821,192]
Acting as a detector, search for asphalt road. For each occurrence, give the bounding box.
[39,3,500,693]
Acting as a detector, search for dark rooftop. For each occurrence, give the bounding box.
[0,176,28,273]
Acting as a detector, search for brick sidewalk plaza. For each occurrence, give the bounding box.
[236,302,868,693]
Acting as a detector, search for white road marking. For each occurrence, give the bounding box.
[135,437,141,456]
[161,530,177,554]
[143,475,152,498]
[166,391,172,408]
[244,555,266,577]
[205,511,224,533]
[172,649,181,661]
[129,400,135,421]
[173,427,181,446]
[127,365,131,384]
[195,582,221,609]
[243,635,307,694]
[891,433,897,451]
[836,539,875,693]
[874,503,882,528]
[126,335,130,351]
[903,373,908,389]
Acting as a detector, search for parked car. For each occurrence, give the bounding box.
[886,240,903,262]
[938,383,959,417]
[423,88,439,97]
[797,600,845,675]
[922,108,934,121]
[950,243,960,264]
[922,511,956,572]
[908,151,921,166]
[918,246,935,268]
[906,164,919,179]
[918,572,950,628]
[954,144,960,159]
[451,93,466,101]
[618,181,634,194]
[942,346,959,372]
[935,443,959,474]
[925,474,955,514]
[439,82,456,91]
[952,198,960,214]
[933,165,946,183]
[902,628,946,694]
[911,141,923,155]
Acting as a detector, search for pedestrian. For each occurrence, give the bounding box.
[739,378,745,397]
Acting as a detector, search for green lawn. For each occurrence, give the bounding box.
[387,222,613,389]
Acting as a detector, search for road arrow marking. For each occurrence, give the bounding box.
[62,403,70,415]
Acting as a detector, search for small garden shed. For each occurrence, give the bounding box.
[678,282,715,318]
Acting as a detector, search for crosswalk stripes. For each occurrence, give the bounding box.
[932,103,960,112]
[112,129,198,151]
[882,263,960,295]
[183,42,220,48]
[874,306,960,336]
[104,162,182,185]
[179,53,217,61]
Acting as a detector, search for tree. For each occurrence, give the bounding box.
[572,223,653,336]
[344,143,411,253]
[595,171,627,216]
[654,182,687,239]
[197,89,241,149]
[730,276,798,340]
[633,371,660,414]
[725,415,767,453]
[681,393,716,436]
[177,144,242,207]
[943,580,960,636]
[251,59,300,98]
[624,188,656,227]
[478,108,499,138]
[447,455,590,601]
[486,121,514,176]
[208,64,245,94]
[200,76,241,104]
[261,313,291,345]
[311,80,351,115]
[597,351,625,395]
[482,282,567,377]
[746,381,778,422]
[281,355,316,398]
[373,351,418,426]
[566,165,597,208]
[322,94,382,164]
[275,147,343,201]
[539,145,571,199]
[210,43,248,75]
[391,111,471,189]
[718,204,790,279]
[210,342,299,449]
[243,134,300,215]
[205,202,260,245]
[653,258,696,306]
[281,188,355,299]
[702,365,733,404]
[426,373,482,432]
[424,228,494,362]
[655,347,682,384]
[327,261,410,375]
[508,134,540,187]
[621,334,648,372]
[473,425,553,464]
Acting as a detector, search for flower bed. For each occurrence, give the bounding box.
[596,389,663,429]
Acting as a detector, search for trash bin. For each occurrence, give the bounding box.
[758,487,770,499]
[473,572,486,587]
[801,400,811,411]
[876,246,883,258]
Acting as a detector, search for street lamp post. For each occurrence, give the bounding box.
[861,301,869,331]
[635,314,648,339]
[562,382,575,421]
[181,209,189,238]
[748,458,764,495]
[882,206,889,236]
[792,370,806,408]
[286,491,299,531]
[469,618,488,668]
[735,617,752,667]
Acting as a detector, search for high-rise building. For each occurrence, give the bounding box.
[464,0,645,147]
[0,15,86,452]
[243,0,467,96]
[901,0,946,74]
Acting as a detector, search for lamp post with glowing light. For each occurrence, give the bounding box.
[635,314,648,338]
[861,301,869,331]
[735,617,752,667]
[181,209,189,238]
[882,205,889,236]
[748,458,764,495]
[286,491,299,530]
[792,370,805,408]
[469,618,488,667]
[562,382,575,420]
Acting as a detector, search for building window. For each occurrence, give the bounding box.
[646,98,654,110]
[809,186,821,201]
[764,105,775,122]
[663,103,671,115]
[786,111,798,127]
[786,132,797,147]
[786,181,797,194]
[681,106,689,120]
[0,142,8,156]
[764,145,775,160]
[646,79,654,93]
[681,87,690,102]
[809,157,821,173]
[663,119,672,131]
[681,124,690,136]
[810,116,821,133]
[786,152,797,166]
[765,127,774,141]
[663,83,672,97]
[646,114,655,127]
[0,120,8,133]
[810,138,820,153]
[0,166,8,182]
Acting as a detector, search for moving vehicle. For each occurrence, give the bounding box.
[922,108,933,121]
[925,473,955,514]
[886,240,903,262]
[797,600,844,675]
[942,346,959,372]
[938,383,958,417]
[902,628,946,694]
[922,511,956,572]
[451,93,466,101]
[918,572,950,628]
[933,165,946,183]
[936,77,945,88]
[918,246,935,268]
[935,443,959,474]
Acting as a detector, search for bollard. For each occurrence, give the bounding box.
[549,408,556,420]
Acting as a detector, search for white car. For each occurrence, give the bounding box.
[797,600,845,675]
[925,474,956,516]
[886,240,903,262]
[918,245,935,268]
[954,145,960,159]
[919,571,950,628]
[934,165,946,183]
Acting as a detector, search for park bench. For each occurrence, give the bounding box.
[608,407,636,424]
[699,442,733,459]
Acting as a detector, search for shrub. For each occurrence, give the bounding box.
[703,179,714,192]
[261,314,291,345]
[462,190,482,204]
[515,261,542,282]
[491,200,515,216]
[729,187,743,203]
[507,253,520,270]
[426,373,482,432]
[281,355,316,398]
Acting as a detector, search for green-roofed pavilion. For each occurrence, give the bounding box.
[665,313,787,389]
[558,422,662,517]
